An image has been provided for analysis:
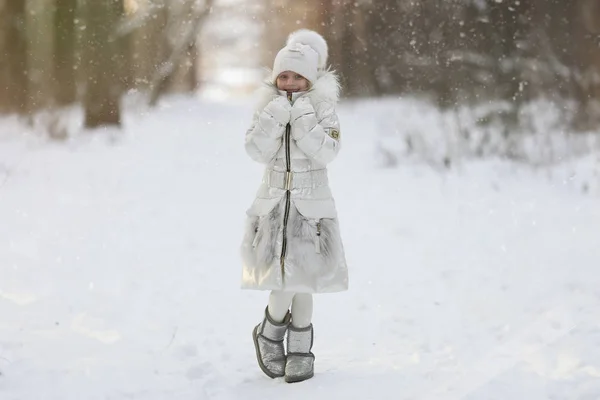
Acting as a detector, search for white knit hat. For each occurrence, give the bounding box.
[271,29,328,84]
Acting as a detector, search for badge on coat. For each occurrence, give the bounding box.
[328,128,340,140]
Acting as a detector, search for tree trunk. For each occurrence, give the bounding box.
[571,0,600,131]
[128,2,169,89]
[0,0,28,113]
[331,0,359,96]
[82,0,123,128]
[185,41,199,92]
[351,2,378,96]
[54,0,77,106]
[26,0,56,111]
[148,0,214,106]
[323,0,344,83]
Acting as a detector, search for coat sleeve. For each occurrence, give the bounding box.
[244,97,289,164]
[290,97,341,165]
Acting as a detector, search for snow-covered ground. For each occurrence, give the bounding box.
[1,96,599,399]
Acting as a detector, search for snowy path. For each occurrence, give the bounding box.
[1,97,599,399]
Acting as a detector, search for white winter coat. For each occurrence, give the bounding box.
[240,70,349,293]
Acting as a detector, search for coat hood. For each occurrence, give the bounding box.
[253,69,340,114]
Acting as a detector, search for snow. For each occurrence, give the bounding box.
[1,95,599,399]
[375,96,600,173]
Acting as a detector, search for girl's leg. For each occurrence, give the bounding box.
[285,293,315,383]
[253,290,294,379]
[267,290,296,322]
[290,293,313,328]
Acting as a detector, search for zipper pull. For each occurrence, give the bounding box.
[252,225,260,248]
[315,221,321,254]
[287,92,293,102]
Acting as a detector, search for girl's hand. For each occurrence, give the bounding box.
[291,97,317,133]
[287,95,341,165]
[290,97,315,127]
[264,96,292,126]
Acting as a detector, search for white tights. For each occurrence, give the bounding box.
[267,290,313,328]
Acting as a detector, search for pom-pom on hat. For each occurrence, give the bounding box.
[272,29,328,84]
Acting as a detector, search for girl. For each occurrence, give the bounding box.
[240,29,348,383]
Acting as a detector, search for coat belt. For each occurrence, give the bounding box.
[264,169,329,190]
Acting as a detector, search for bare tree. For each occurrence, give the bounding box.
[148,0,215,106]
[53,0,77,106]
[322,0,359,95]
[0,0,28,113]
[82,0,124,128]
[570,0,600,130]
[119,0,169,89]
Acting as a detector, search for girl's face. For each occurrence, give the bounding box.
[276,71,309,92]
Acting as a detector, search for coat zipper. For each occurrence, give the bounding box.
[280,92,293,282]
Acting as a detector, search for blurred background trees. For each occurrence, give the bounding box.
[0,0,232,128]
[265,0,600,133]
[1,0,600,133]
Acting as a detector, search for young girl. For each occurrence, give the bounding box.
[240,29,348,383]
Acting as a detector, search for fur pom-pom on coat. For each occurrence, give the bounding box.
[240,70,348,293]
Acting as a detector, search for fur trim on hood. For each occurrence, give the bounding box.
[253,69,340,114]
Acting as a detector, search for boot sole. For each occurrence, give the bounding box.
[252,326,284,379]
[285,371,314,383]
[284,352,315,383]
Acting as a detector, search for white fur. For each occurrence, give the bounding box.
[286,30,328,69]
[241,197,347,293]
[253,70,340,115]
[310,69,340,103]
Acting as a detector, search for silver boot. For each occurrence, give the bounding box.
[252,307,291,378]
[285,324,315,383]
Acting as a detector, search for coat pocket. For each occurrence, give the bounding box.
[246,197,282,248]
[292,198,338,257]
[244,197,283,267]
[292,198,337,219]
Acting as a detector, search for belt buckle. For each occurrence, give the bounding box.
[285,171,293,190]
